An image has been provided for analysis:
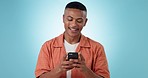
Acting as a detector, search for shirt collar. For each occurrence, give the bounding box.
[79,34,91,48]
[53,33,91,48]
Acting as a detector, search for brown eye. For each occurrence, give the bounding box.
[77,18,83,23]
[67,16,73,21]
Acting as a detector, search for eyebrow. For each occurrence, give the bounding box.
[67,16,83,19]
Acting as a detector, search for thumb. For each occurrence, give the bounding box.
[62,54,67,61]
[79,53,85,61]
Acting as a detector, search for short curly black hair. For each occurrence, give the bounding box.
[65,1,87,12]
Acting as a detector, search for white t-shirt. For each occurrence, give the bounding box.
[64,40,79,78]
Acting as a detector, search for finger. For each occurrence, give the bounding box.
[69,59,74,62]
[72,58,78,62]
[78,53,85,61]
[62,54,67,61]
[62,61,73,66]
[61,66,73,72]
[62,65,74,69]
[79,53,85,61]
[72,63,81,68]
[78,52,81,61]
[61,61,74,71]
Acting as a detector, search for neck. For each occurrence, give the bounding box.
[64,33,81,44]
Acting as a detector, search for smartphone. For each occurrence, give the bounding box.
[68,52,78,61]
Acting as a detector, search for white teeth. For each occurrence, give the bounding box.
[71,28,77,31]
[69,27,78,31]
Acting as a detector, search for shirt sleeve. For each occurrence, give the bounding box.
[94,45,110,78]
[35,41,52,78]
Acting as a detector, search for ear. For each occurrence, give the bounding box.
[63,14,65,23]
[83,18,88,26]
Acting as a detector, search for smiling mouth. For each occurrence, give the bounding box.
[68,27,79,32]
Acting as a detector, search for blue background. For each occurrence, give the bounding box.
[0,0,148,78]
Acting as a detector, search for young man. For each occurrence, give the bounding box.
[35,1,110,78]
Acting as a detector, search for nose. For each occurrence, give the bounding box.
[70,20,77,26]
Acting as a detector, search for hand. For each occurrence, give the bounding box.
[72,53,88,72]
[56,54,75,73]
[39,54,75,78]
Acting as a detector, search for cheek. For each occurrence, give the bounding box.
[78,23,84,28]
[79,25,85,31]
[64,20,69,25]
[79,26,84,30]
[63,18,69,25]
[64,22,69,29]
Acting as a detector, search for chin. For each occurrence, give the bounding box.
[69,33,80,37]
[65,30,80,37]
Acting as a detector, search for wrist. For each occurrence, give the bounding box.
[55,67,63,74]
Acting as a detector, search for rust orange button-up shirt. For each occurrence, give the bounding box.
[35,34,110,78]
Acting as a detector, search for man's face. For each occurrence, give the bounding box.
[63,8,87,38]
